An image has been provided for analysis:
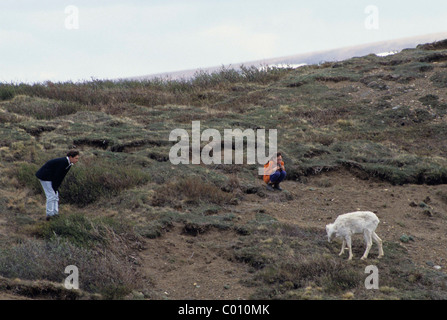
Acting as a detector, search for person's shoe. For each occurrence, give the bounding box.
[266,183,274,191]
[46,216,52,221]
[273,184,283,191]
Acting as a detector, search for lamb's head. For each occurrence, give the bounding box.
[326,223,336,243]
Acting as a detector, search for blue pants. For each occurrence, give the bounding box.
[39,180,59,217]
[270,170,286,184]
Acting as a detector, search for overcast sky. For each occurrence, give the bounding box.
[1,0,447,83]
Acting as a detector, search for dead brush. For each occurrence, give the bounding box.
[151,177,234,207]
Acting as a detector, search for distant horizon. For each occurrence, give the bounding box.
[2,1,447,84]
[3,32,447,85]
[124,32,447,82]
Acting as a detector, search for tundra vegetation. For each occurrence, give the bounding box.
[1,42,447,299]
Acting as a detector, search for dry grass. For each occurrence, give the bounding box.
[0,213,147,299]
[152,176,234,208]
[2,44,447,300]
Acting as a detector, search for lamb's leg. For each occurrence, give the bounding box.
[346,236,353,260]
[361,230,373,260]
[372,232,384,258]
[339,239,346,256]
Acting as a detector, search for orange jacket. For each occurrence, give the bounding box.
[263,160,285,184]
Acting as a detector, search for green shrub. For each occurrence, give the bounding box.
[33,214,108,248]
[253,253,363,297]
[59,163,150,207]
[0,86,15,101]
[360,161,447,185]
[0,125,33,149]
[0,238,140,299]
[419,94,447,116]
[0,66,289,108]
[390,62,434,83]
[240,65,291,84]
[430,72,447,88]
[15,161,150,206]
[419,94,439,106]
[4,95,82,119]
[0,239,88,282]
[151,176,234,207]
[15,162,42,194]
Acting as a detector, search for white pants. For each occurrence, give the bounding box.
[39,180,59,217]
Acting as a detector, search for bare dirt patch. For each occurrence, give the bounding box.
[139,170,447,299]
[140,226,255,300]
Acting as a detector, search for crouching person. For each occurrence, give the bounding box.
[35,149,80,220]
[263,152,286,191]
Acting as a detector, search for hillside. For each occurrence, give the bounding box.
[1,39,447,300]
[126,32,447,81]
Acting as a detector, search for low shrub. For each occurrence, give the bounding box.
[32,213,109,248]
[0,86,15,101]
[14,161,150,206]
[258,254,362,293]
[0,237,141,299]
[152,176,234,207]
[431,72,447,88]
[4,95,82,119]
[15,163,42,194]
[59,163,150,207]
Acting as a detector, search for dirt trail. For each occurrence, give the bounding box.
[140,227,256,300]
[140,170,447,299]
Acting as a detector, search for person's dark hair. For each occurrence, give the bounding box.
[266,152,282,165]
[67,149,79,158]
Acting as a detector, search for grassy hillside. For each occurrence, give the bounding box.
[1,40,447,300]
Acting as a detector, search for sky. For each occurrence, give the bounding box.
[1,0,447,83]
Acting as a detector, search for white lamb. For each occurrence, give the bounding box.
[326,211,384,261]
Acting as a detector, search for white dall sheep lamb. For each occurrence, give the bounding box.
[326,211,384,261]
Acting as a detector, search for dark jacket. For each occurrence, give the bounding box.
[35,157,72,192]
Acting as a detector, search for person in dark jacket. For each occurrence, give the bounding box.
[36,150,80,220]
